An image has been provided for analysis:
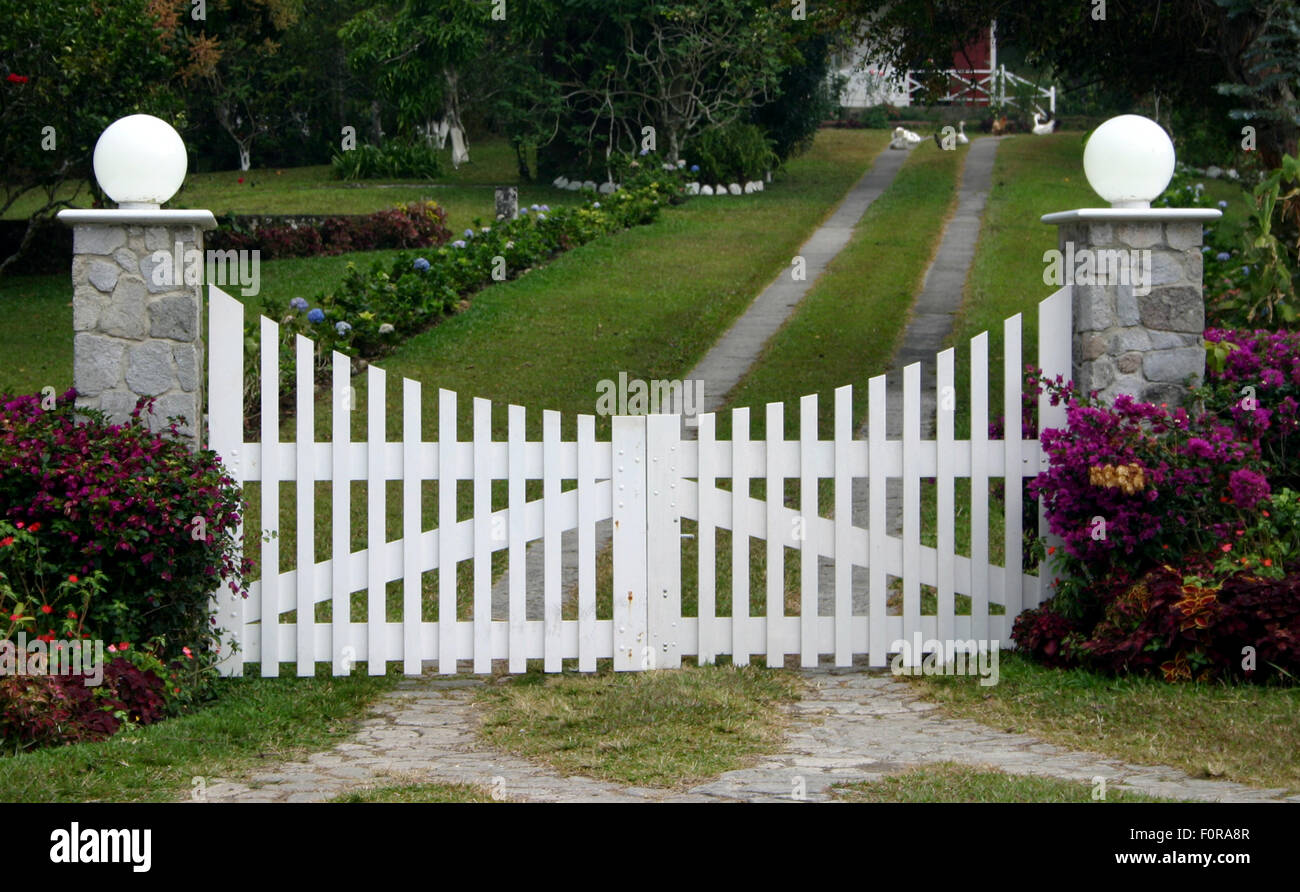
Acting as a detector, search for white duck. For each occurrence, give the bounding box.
[1031,111,1056,136]
[889,127,911,150]
[956,120,969,144]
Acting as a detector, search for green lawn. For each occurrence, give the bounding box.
[475,664,803,788]
[908,651,1300,794]
[832,761,1181,803]
[2,136,583,234]
[0,666,397,802]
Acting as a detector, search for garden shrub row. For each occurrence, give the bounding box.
[208,200,452,261]
[246,173,689,430]
[330,141,446,181]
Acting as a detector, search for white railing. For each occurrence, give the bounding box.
[902,66,1056,113]
[206,284,1072,677]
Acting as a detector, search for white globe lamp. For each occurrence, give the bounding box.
[92,114,188,209]
[1082,114,1176,209]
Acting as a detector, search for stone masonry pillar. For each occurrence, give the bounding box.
[58,209,217,449]
[1041,208,1222,408]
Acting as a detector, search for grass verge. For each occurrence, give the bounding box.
[474,664,803,788]
[831,761,1180,803]
[0,665,396,802]
[906,651,1300,794]
[331,781,499,803]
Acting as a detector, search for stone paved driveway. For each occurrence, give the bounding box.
[198,669,1298,804]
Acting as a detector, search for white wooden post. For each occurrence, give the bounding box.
[1036,285,1073,608]
[207,285,245,676]
[646,414,682,669]
[612,416,648,670]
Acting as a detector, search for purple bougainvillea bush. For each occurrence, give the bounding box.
[1019,336,1300,683]
[0,390,251,657]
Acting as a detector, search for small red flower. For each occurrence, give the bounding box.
[173,687,180,694]
[119,642,130,651]
[15,522,23,529]
[1262,511,1270,517]
[67,574,78,583]
[27,522,40,533]
[1221,543,1232,552]
[0,537,11,547]
[9,612,21,621]
[237,177,245,184]
[66,610,77,619]
[40,604,52,614]
[1047,546,1056,555]
[1263,558,1273,567]
[7,73,29,84]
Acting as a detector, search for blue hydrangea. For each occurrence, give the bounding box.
[520,207,529,214]
[413,257,430,271]
[1241,266,1251,276]
[307,308,325,324]
[464,228,475,239]
[1216,252,1231,262]
[592,202,601,208]
[336,321,352,335]
[289,296,308,310]
[452,239,467,248]
[1218,200,1228,209]
[1202,246,1212,253]
[530,204,540,211]
[540,205,550,211]
[690,164,699,172]
[536,213,546,221]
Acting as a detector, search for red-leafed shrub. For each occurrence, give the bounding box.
[208,201,451,260]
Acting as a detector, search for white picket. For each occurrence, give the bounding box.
[647,414,682,669]
[936,348,956,644]
[473,398,492,673]
[612,415,647,671]
[1037,286,1073,608]
[543,409,562,672]
[207,286,245,676]
[331,351,352,676]
[577,414,597,672]
[731,407,751,667]
[296,335,316,677]
[367,365,387,675]
[260,315,280,677]
[1003,314,1024,626]
[832,386,852,666]
[697,412,718,665]
[799,394,818,667]
[403,378,422,675]
[970,332,990,645]
[765,401,783,668]
[439,389,458,674]
[902,363,921,666]
[507,404,526,673]
[867,375,887,667]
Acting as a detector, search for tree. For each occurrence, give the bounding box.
[177,0,304,171]
[0,0,181,275]
[340,0,494,167]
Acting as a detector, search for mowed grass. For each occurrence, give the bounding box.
[906,652,1300,794]
[475,664,804,788]
[831,761,1181,803]
[1,137,582,233]
[0,666,397,802]
[332,781,500,803]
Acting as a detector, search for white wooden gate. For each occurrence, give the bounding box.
[207,284,1072,676]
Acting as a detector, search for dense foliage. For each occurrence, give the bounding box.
[330,142,446,181]
[209,201,452,261]
[0,393,250,654]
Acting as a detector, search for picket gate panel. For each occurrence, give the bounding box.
[207,284,1072,676]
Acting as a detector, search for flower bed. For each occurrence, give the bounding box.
[1018,330,1300,683]
[245,178,683,430]
[0,393,249,749]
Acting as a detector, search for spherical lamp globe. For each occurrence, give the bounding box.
[1082,114,1176,209]
[92,115,188,209]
